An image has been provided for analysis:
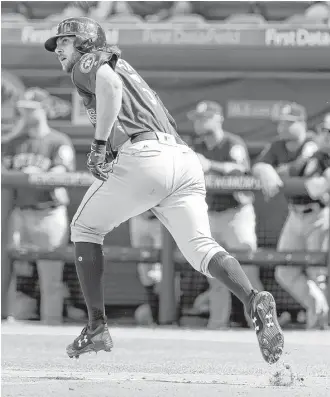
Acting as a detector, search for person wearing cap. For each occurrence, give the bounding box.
[2,87,78,324]
[252,103,329,329]
[188,100,263,329]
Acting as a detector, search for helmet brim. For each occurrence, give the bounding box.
[44,33,76,52]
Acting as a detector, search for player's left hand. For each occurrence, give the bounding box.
[87,140,112,181]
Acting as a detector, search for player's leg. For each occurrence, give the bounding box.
[155,195,258,312]
[153,146,256,316]
[275,210,320,326]
[35,206,68,324]
[130,213,162,325]
[304,207,329,328]
[37,260,65,324]
[7,208,35,320]
[207,211,232,329]
[224,204,263,327]
[7,207,66,322]
[67,140,173,357]
[154,148,283,363]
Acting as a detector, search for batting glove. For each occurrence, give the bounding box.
[87,140,112,182]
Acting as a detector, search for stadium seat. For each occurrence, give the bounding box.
[224,13,266,25]
[284,13,325,26]
[305,2,330,22]
[61,5,86,18]
[44,13,66,22]
[190,1,253,21]
[166,14,207,25]
[107,14,145,25]
[1,12,27,23]
[261,1,312,21]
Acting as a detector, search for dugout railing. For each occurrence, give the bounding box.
[1,171,330,324]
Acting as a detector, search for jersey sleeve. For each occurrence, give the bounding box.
[152,90,177,131]
[51,134,76,172]
[72,52,107,95]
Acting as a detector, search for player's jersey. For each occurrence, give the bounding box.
[255,137,323,205]
[2,129,75,209]
[194,132,253,212]
[71,51,182,152]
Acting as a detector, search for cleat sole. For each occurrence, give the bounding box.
[67,341,113,358]
[253,292,284,365]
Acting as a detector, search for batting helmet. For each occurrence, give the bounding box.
[44,17,107,54]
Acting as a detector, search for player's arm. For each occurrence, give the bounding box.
[85,64,123,181]
[305,160,330,200]
[251,143,283,200]
[94,64,123,142]
[278,141,318,177]
[252,143,278,175]
[73,55,122,181]
[209,144,250,174]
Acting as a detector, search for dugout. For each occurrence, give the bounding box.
[2,22,330,321]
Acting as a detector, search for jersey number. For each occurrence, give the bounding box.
[118,59,157,106]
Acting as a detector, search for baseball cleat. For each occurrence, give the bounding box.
[66,322,113,358]
[251,291,284,365]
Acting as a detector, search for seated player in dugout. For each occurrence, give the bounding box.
[187,101,264,329]
[252,103,329,329]
[2,87,77,325]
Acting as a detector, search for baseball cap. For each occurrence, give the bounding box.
[187,100,223,121]
[16,87,50,109]
[278,102,306,122]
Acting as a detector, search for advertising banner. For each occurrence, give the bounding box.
[2,24,330,48]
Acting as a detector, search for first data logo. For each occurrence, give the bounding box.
[265,28,330,47]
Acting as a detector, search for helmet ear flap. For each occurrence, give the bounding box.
[74,36,94,53]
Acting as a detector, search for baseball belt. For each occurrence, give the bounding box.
[130,131,185,146]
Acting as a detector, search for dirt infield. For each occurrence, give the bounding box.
[2,323,330,397]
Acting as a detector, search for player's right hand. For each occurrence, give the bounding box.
[87,140,112,181]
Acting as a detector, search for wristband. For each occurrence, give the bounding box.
[93,139,107,146]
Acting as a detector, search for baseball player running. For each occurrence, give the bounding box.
[252,103,329,329]
[44,17,284,363]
